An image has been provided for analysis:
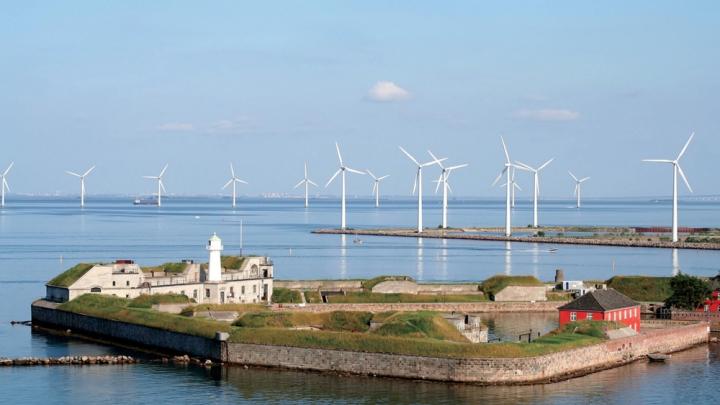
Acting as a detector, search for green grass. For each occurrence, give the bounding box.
[141,262,188,274]
[47,263,97,287]
[180,303,268,317]
[480,275,544,297]
[371,311,468,342]
[546,292,572,301]
[221,256,248,269]
[272,287,302,304]
[360,275,414,291]
[606,276,672,302]
[234,311,373,332]
[59,294,230,338]
[128,293,192,309]
[326,291,487,303]
[304,291,323,303]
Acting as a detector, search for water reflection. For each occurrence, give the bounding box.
[531,243,540,278]
[440,239,448,279]
[339,234,347,278]
[504,241,512,275]
[672,248,680,276]
[417,237,424,281]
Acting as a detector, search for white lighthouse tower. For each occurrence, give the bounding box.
[207,233,223,282]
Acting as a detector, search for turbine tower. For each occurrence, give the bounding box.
[326,143,364,229]
[0,162,13,207]
[492,137,520,237]
[399,146,444,233]
[428,150,467,229]
[143,164,168,207]
[515,158,554,228]
[222,163,248,208]
[294,162,317,208]
[65,165,95,207]
[568,171,590,208]
[366,170,389,208]
[643,132,694,243]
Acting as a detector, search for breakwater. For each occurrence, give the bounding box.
[313,228,720,250]
[0,355,136,366]
[31,299,709,384]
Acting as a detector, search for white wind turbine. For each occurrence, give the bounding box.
[222,163,248,208]
[498,167,522,208]
[326,143,364,229]
[568,171,590,209]
[428,150,467,229]
[643,132,695,243]
[143,164,168,207]
[294,162,318,208]
[492,137,521,237]
[515,158,554,228]
[399,146,445,233]
[65,165,95,207]
[366,170,389,208]
[0,162,13,207]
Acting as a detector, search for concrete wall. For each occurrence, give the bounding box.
[225,322,708,384]
[417,284,482,295]
[31,300,221,360]
[493,286,547,302]
[371,280,418,294]
[271,301,565,313]
[274,280,362,291]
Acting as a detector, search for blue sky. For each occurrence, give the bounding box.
[1,1,718,198]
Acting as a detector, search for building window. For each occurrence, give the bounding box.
[230,287,234,297]
[112,281,116,286]
[181,290,185,296]
[193,290,197,299]
[570,312,576,321]
[90,287,102,293]
[587,313,593,321]
[253,285,257,294]
[126,294,129,298]
[206,289,210,298]
[126,280,130,286]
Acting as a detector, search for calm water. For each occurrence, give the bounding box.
[2,196,720,404]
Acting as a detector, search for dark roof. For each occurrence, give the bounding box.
[559,289,638,312]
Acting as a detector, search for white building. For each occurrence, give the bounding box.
[45,234,274,304]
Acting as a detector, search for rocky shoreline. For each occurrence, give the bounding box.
[0,355,136,366]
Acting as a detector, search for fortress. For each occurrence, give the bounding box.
[45,233,274,304]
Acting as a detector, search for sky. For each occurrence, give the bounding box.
[1,1,719,198]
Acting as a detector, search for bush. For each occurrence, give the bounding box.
[665,273,711,310]
[272,288,302,303]
[606,276,673,302]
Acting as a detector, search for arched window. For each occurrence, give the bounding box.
[251,265,259,277]
[90,287,102,293]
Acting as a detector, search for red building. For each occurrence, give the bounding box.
[558,289,641,332]
[697,290,720,312]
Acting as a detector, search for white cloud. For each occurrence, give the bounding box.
[367,81,411,102]
[513,109,580,122]
[156,122,195,132]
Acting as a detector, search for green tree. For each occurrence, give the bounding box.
[665,273,711,310]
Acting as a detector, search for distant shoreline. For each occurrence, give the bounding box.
[312,228,720,250]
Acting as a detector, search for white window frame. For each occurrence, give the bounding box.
[570,312,577,321]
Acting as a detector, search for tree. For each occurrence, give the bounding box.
[665,273,711,310]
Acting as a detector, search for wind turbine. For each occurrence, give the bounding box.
[326,143,364,229]
[568,171,590,209]
[399,146,445,233]
[0,162,13,207]
[492,137,521,237]
[366,170,389,208]
[294,162,318,208]
[428,150,467,229]
[143,164,168,207]
[498,167,522,207]
[643,132,695,243]
[65,165,95,207]
[515,158,554,228]
[222,163,248,208]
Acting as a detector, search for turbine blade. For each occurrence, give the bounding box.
[372,182,377,194]
[514,182,522,191]
[574,184,578,196]
[514,161,534,171]
[568,171,578,181]
[2,162,13,176]
[446,164,468,171]
[446,181,453,194]
[435,174,443,193]
[230,163,235,178]
[66,171,81,177]
[427,150,444,169]
[159,180,166,193]
[223,179,234,189]
[3,178,9,192]
[325,169,341,188]
[677,164,693,193]
[83,165,96,177]
[293,179,305,189]
[580,177,591,183]
[236,179,248,184]
[335,142,343,165]
[412,172,418,195]
[677,132,695,160]
[346,167,365,175]
[538,158,554,171]
[159,164,168,177]
[500,136,510,163]
[143,176,158,179]
[642,159,673,163]
[399,146,420,166]
[307,179,318,187]
[366,169,376,179]
[377,175,389,180]
[304,162,307,178]
[421,157,446,167]
[492,167,507,187]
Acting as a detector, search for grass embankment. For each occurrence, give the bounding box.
[372,311,468,343]
[481,275,543,297]
[272,287,303,304]
[128,293,193,309]
[141,262,188,274]
[360,275,413,290]
[235,311,373,332]
[179,303,267,317]
[221,256,249,269]
[323,291,487,304]
[47,263,97,287]
[606,276,672,302]
[59,294,229,338]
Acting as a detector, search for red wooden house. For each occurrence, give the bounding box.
[697,290,720,312]
[558,289,641,332]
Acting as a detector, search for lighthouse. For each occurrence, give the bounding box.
[207,233,223,282]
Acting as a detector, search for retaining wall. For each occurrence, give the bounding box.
[274,280,362,290]
[271,301,564,313]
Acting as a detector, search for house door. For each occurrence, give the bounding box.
[220,291,225,304]
[262,284,268,301]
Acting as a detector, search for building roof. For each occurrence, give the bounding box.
[558,289,638,312]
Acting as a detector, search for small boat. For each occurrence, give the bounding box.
[353,237,364,245]
[548,248,558,253]
[647,353,671,362]
[133,198,158,206]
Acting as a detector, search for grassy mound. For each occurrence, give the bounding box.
[221,256,248,269]
[272,287,303,304]
[141,262,188,274]
[47,263,97,287]
[371,311,467,342]
[361,275,414,291]
[544,320,624,340]
[481,275,543,297]
[234,311,372,332]
[128,293,192,309]
[606,276,672,302]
